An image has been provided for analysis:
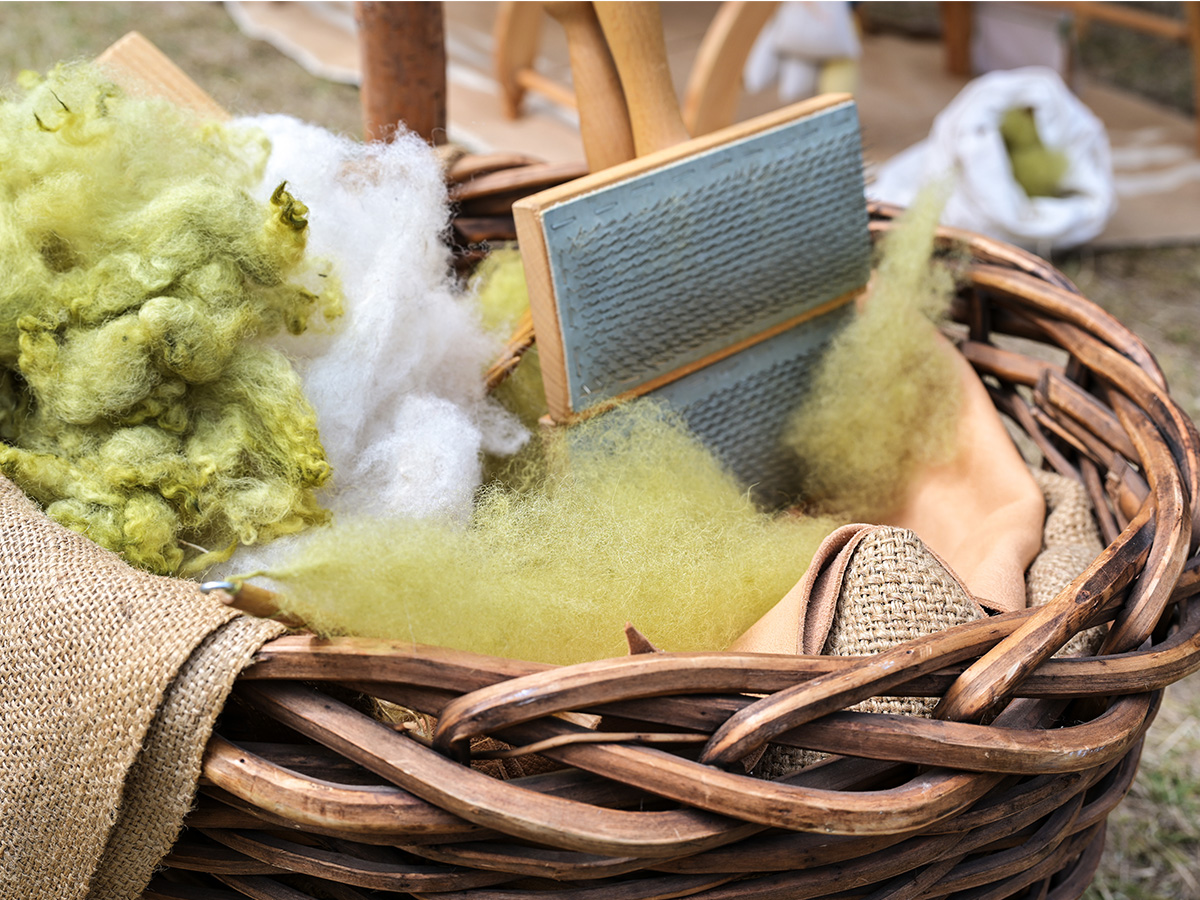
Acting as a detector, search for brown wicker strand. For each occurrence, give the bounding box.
[167,208,1200,900]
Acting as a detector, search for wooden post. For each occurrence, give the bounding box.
[356,1,447,144]
[940,1,972,77]
[545,1,636,170]
[683,1,780,138]
[494,1,545,119]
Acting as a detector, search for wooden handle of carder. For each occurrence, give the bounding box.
[592,1,691,156]
[544,1,636,170]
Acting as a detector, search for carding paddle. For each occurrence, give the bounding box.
[514,2,871,503]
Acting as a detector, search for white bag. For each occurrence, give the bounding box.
[743,1,860,103]
[869,67,1116,251]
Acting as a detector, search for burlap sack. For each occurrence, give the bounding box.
[821,527,986,717]
[0,475,284,899]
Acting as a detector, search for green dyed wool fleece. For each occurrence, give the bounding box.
[0,64,341,576]
[1000,106,1069,198]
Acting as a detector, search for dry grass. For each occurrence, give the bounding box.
[0,3,1198,896]
[0,1,362,135]
[1087,682,1200,899]
[1058,246,1200,426]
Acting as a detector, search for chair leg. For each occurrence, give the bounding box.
[357,1,446,143]
[682,0,780,137]
[941,1,973,77]
[494,1,546,119]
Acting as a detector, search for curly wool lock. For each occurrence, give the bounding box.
[0,64,341,576]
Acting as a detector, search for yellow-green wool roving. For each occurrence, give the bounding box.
[785,189,963,521]
[257,401,842,666]
[1000,106,1069,198]
[0,64,341,576]
[470,245,548,431]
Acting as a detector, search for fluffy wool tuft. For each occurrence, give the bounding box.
[0,65,339,575]
[785,190,963,521]
[244,188,966,662]
[257,401,842,665]
[471,246,549,437]
[216,116,527,579]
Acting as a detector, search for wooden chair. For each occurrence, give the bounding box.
[494,1,781,140]
[941,1,1200,153]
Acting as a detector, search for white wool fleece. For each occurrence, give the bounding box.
[215,115,527,575]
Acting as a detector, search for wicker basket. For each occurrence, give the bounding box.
[146,203,1200,900]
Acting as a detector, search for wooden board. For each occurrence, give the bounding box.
[96,31,230,121]
[515,93,867,419]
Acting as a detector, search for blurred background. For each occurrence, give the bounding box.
[0,2,1197,896]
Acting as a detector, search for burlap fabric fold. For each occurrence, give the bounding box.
[1027,467,1108,658]
[747,525,985,777]
[743,469,1105,779]
[0,476,284,899]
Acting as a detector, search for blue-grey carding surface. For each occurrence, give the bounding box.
[542,100,869,414]
[656,303,854,504]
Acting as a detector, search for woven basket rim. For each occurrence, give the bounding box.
[156,205,1200,900]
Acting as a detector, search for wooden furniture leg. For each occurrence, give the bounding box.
[357,1,447,143]
[682,0,780,137]
[941,1,973,77]
[494,2,549,119]
[495,0,800,139]
[544,2,635,170]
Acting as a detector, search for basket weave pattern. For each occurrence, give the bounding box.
[147,206,1200,900]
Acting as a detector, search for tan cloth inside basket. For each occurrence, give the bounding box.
[885,339,1045,614]
[0,475,284,900]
